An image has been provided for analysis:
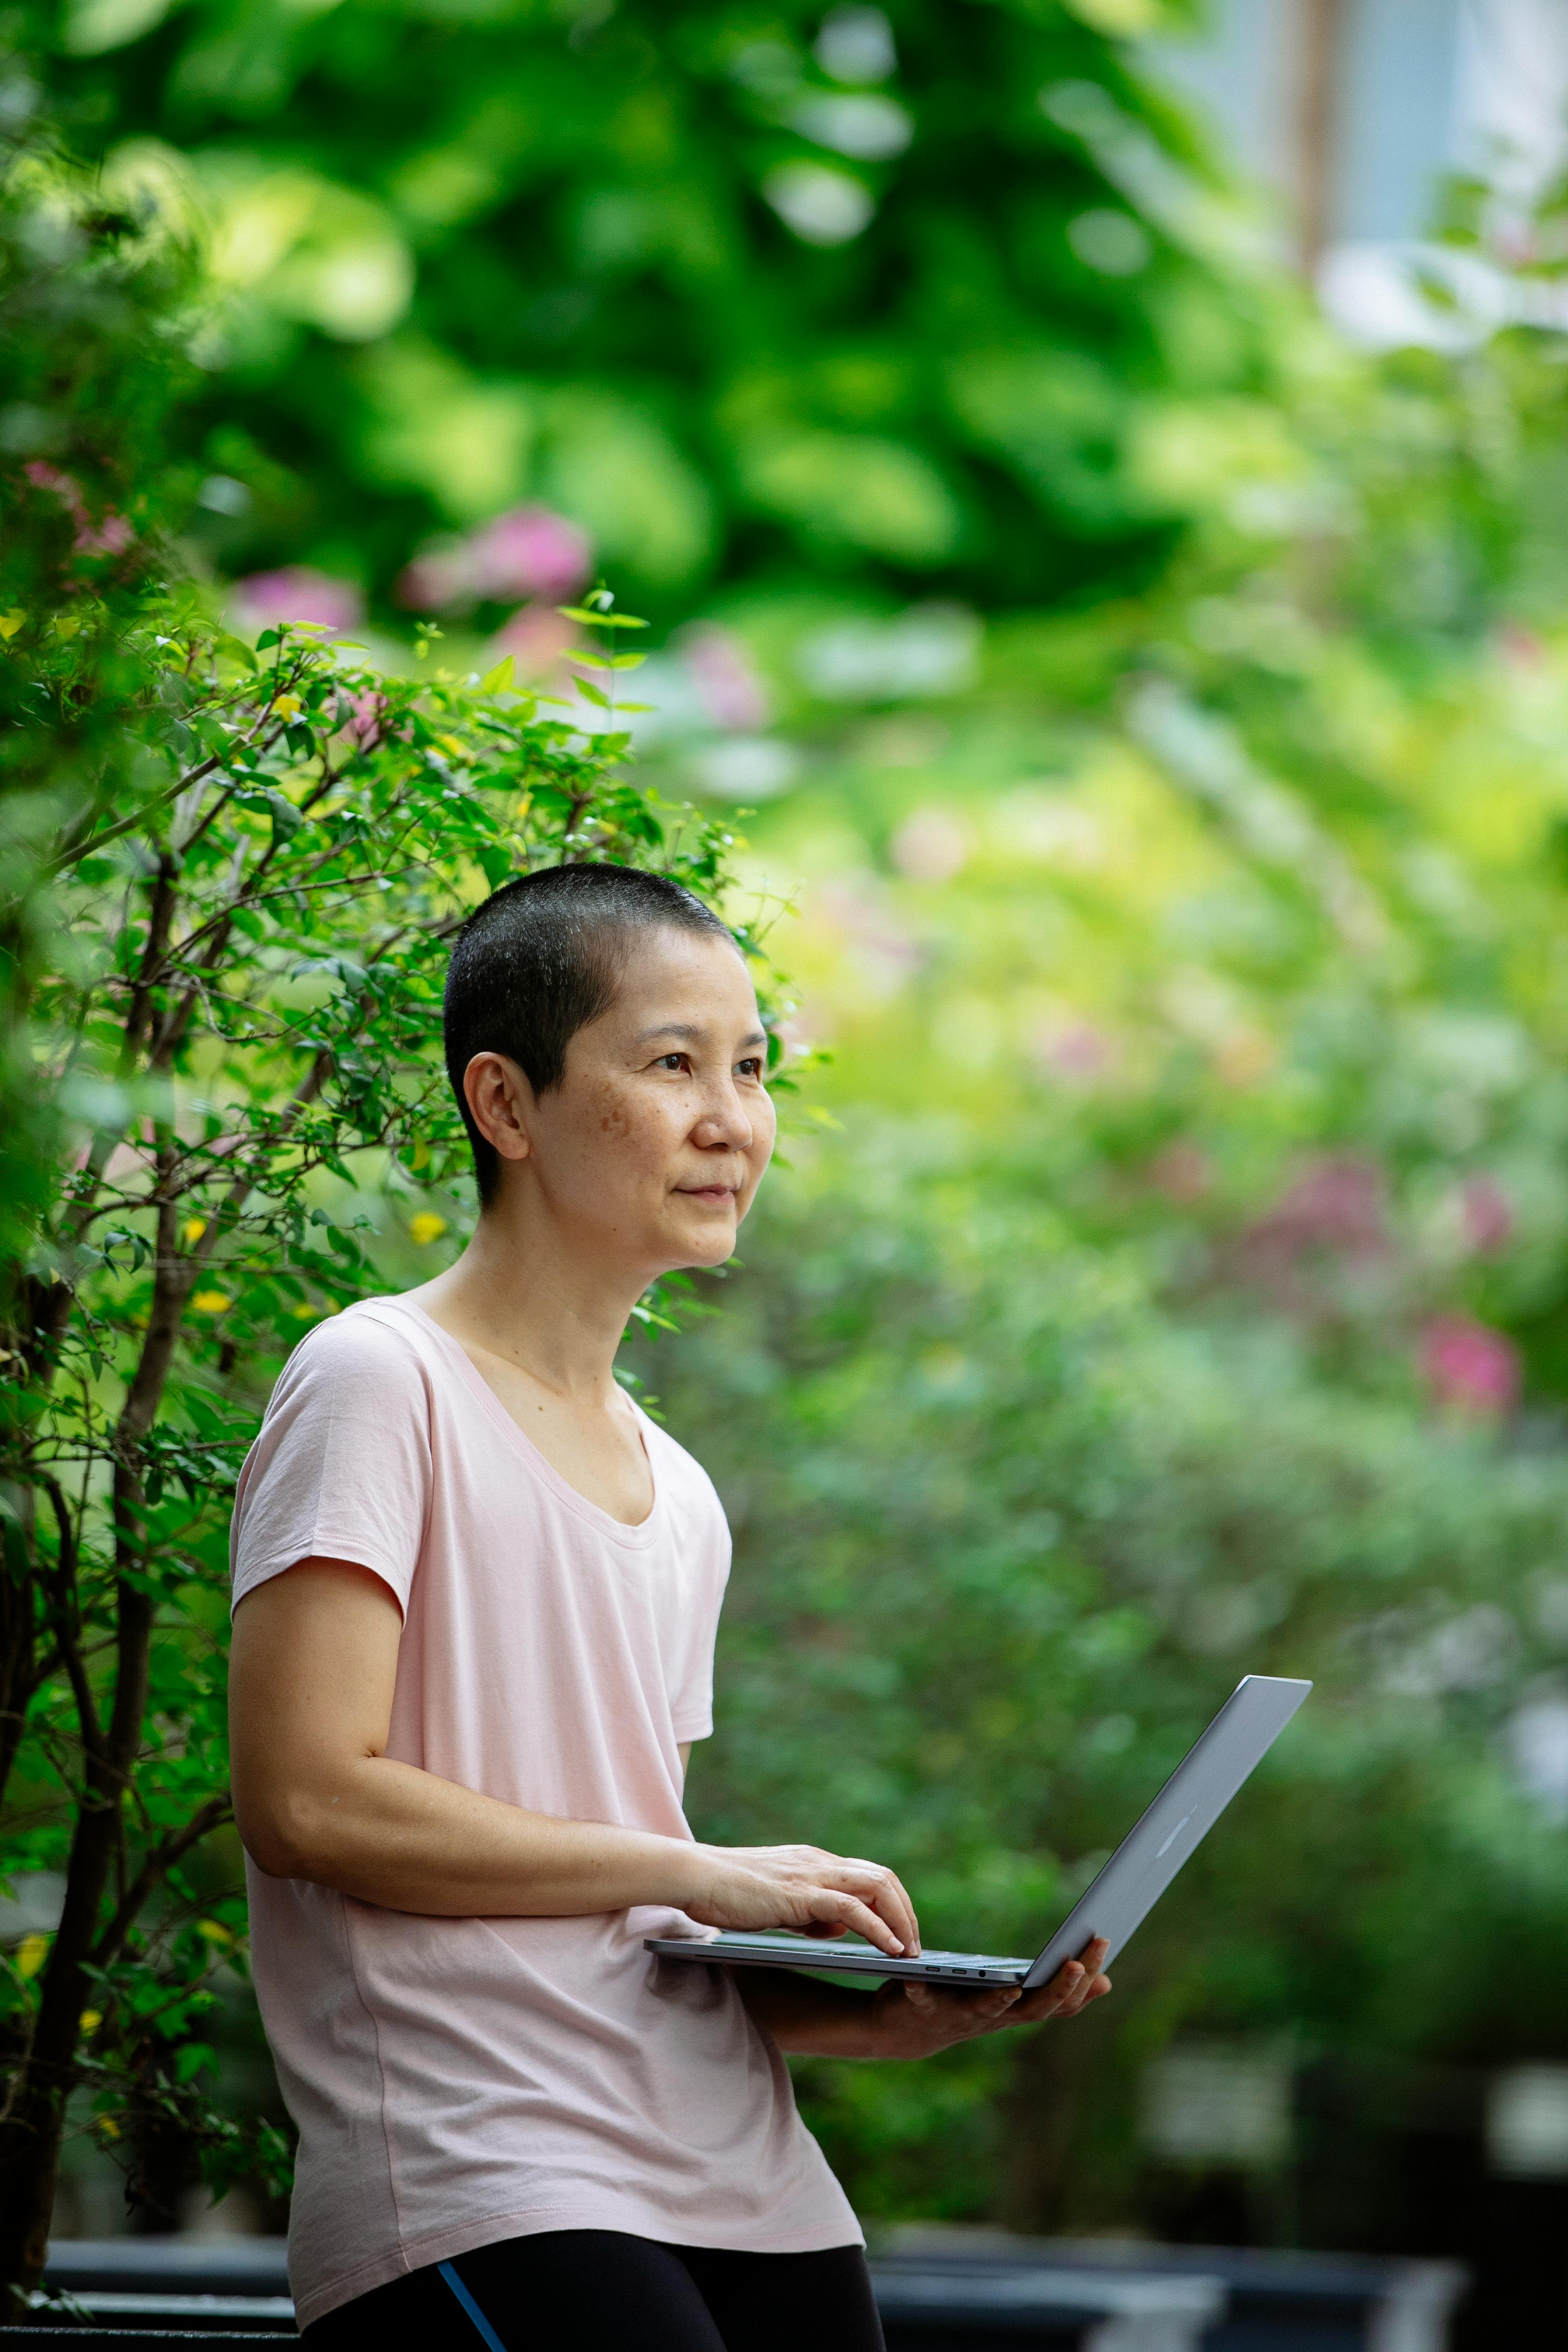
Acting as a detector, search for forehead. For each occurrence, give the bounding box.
[602,923,757,1022]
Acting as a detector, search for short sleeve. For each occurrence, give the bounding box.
[230,1308,432,1618]
[651,1427,732,1744]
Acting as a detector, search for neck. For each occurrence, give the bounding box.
[412,1187,648,1402]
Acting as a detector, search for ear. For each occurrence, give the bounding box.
[463,1052,533,1167]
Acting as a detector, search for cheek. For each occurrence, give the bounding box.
[587,1084,681,1170]
[591,1089,634,1145]
[744,1097,778,1183]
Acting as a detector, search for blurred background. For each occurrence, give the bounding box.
[12,0,1568,2340]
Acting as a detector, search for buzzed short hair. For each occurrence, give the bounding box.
[443,862,736,1203]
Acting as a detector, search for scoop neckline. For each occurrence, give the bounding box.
[365,1294,665,1548]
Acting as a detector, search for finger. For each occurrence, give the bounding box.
[1042,1959,1085,2009]
[923,1985,1021,2018]
[1004,1982,1076,2025]
[1038,1939,1108,2007]
[1060,1939,1110,2015]
[1058,1960,1113,2017]
[873,1867,921,1956]
[806,1888,905,1956]
[976,1988,1023,2028]
[837,1860,921,1957]
[908,1985,1022,2040]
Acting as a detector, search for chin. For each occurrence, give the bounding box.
[669,1218,737,1268]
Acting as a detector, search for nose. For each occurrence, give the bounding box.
[692,1079,753,1153]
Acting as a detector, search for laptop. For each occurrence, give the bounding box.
[646,1673,1310,1988]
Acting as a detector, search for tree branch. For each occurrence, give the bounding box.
[90,1796,233,1972]
[36,1476,104,1767]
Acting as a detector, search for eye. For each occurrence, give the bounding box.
[655,1051,690,1073]
[736,1057,764,1080]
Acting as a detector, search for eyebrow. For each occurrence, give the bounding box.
[633,1022,768,1051]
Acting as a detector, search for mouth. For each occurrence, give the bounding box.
[677,1184,740,1208]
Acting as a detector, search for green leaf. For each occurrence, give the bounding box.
[479,654,515,693]
[556,609,650,629]
[264,790,303,840]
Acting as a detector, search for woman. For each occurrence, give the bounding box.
[228,863,1110,2346]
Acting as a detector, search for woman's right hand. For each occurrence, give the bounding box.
[683,1842,920,1957]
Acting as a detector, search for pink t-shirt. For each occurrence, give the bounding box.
[230,1295,858,2329]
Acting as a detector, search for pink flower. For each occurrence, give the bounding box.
[1460,1175,1514,1256]
[397,507,592,612]
[681,625,770,731]
[466,506,592,604]
[1497,621,1546,669]
[1148,1140,1212,1202]
[1421,1314,1519,1415]
[74,511,134,557]
[231,567,364,635]
[25,460,81,510]
[493,602,580,678]
[336,688,388,749]
[1246,1155,1387,1259]
[891,808,967,883]
[25,464,135,557]
[1032,1019,1110,1082]
[396,544,471,612]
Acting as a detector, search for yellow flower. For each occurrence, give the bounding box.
[409,1213,448,1247]
[15,1933,48,1979]
[191,1289,232,1315]
[273,693,303,720]
[97,2116,120,2141]
[79,2010,101,2036]
[182,1216,207,1246]
[0,611,26,640]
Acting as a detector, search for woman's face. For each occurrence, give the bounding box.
[466,924,777,1281]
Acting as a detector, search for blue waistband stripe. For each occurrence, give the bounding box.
[439,2259,508,2352]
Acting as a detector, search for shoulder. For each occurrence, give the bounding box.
[639,1410,729,1536]
[269,1299,432,1410]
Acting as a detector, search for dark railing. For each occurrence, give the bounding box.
[24,2234,1467,2348]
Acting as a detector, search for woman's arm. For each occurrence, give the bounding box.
[229,1559,919,1953]
[736,1944,1112,2060]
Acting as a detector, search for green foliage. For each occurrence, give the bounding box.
[19,0,1568,2273]
[28,0,1250,616]
[608,242,1568,2238]
[0,586,751,2295]
[0,96,204,1281]
[650,1132,1568,2226]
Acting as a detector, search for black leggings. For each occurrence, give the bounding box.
[303,2228,886,2352]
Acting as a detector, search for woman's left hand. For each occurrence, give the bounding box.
[866,1940,1112,2059]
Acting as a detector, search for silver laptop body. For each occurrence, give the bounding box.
[645,1673,1310,1988]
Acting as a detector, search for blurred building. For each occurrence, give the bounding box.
[1151,0,1568,344]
